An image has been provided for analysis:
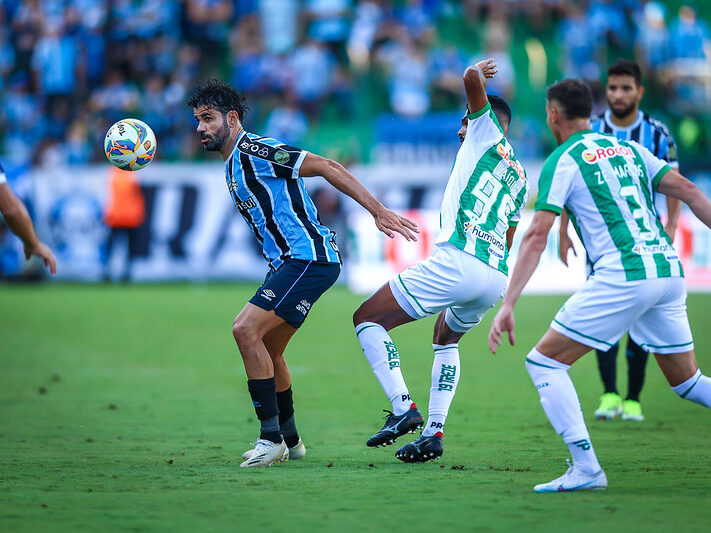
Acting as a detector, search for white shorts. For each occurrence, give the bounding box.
[389,242,508,333]
[552,275,694,354]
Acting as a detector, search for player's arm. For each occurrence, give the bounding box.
[488,210,557,353]
[0,183,56,274]
[299,153,419,241]
[463,58,497,114]
[558,209,576,266]
[506,225,516,251]
[664,196,682,242]
[657,169,711,229]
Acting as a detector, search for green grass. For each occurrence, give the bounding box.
[1,283,710,532]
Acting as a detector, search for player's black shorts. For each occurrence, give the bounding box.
[249,258,341,328]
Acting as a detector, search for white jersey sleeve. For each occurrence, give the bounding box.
[628,140,671,191]
[535,148,577,214]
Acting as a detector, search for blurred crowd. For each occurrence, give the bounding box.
[0,0,709,168]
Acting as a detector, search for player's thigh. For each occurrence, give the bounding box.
[264,321,298,360]
[628,277,694,355]
[390,243,490,326]
[444,264,508,334]
[353,282,415,330]
[536,328,594,365]
[653,350,699,387]
[550,276,656,356]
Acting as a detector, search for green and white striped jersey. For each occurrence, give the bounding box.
[536,129,681,281]
[436,102,529,275]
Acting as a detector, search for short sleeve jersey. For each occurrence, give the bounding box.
[536,130,682,281]
[225,131,341,270]
[436,102,529,275]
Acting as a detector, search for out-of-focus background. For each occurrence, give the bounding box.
[1,0,710,291]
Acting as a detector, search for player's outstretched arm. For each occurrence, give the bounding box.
[665,196,682,242]
[463,58,497,115]
[657,169,711,229]
[299,153,419,241]
[558,209,576,266]
[488,210,556,353]
[0,183,57,274]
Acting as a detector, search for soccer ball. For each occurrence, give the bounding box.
[104,118,157,171]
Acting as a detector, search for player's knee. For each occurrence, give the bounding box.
[353,304,374,327]
[232,316,258,346]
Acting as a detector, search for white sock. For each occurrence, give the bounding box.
[525,348,602,475]
[356,322,412,415]
[672,369,711,408]
[422,344,460,437]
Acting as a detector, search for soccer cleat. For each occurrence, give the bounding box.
[242,437,306,461]
[533,460,607,493]
[395,432,443,463]
[621,399,644,422]
[239,438,289,468]
[366,404,424,447]
[594,392,622,420]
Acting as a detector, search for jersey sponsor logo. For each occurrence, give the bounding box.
[275,150,290,165]
[495,141,526,180]
[632,242,677,260]
[239,140,270,158]
[582,145,634,164]
[235,197,257,213]
[464,222,506,253]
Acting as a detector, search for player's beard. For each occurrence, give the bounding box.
[608,100,637,120]
[201,120,230,151]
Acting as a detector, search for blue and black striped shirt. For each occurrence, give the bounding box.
[225,131,341,270]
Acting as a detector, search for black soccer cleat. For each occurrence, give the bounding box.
[395,432,444,463]
[366,404,424,447]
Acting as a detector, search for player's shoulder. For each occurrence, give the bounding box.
[642,112,674,138]
[236,132,303,165]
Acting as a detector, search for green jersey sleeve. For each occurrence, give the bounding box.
[535,147,574,215]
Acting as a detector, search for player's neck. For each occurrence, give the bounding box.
[558,119,591,144]
[608,108,639,128]
[219,127,244,161]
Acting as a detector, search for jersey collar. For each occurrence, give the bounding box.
[604,109,643,133]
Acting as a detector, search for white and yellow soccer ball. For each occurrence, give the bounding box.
[104,118,157,171]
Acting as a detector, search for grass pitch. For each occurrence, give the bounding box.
[1,283,710,532]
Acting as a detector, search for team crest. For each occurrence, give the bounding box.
[274,150,290,165]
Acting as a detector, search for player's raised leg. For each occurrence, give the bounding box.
[526,329,607,492]
[353,284,423,447]
[656,351,711,407]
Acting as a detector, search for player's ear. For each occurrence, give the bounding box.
[638,85,645,100]
[227,110,240,128]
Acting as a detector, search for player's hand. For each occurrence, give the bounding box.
[25,241,57,275]
[474,58,498,79]
[558,231,576,267]
[488,305,515,354]
[664,223,677,244]
[374,207,419,241]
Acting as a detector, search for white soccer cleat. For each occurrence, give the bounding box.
[242,438,306,461]
[534,461,607,493]
[239,439,289,468]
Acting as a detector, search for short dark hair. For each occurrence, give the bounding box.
[607,59,642,86]
[187,78,249,120]
[488,94,512,127]
[546,79,593,120]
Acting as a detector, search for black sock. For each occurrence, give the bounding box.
[596,343,619,394]
[626,338,649,402]
[277,387,299,448]
[247,378,281,444]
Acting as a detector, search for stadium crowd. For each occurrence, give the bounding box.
[0,0,709,168]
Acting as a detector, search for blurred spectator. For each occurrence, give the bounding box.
[475,14,515,100]
[288,40,338,117]
[635,2,669,71]
[31,20,81,112]
[558,2,601,82]
[377,30,430,117]
[258,0,299,55]
[669,4,710,60]
[264,91,310,145]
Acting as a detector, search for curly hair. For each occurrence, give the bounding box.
[187,78,249,120]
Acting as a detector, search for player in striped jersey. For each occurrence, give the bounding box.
[559,60,682,423]
[188,79,418,467]
[353,59,529,462]
[489,79,711,492]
